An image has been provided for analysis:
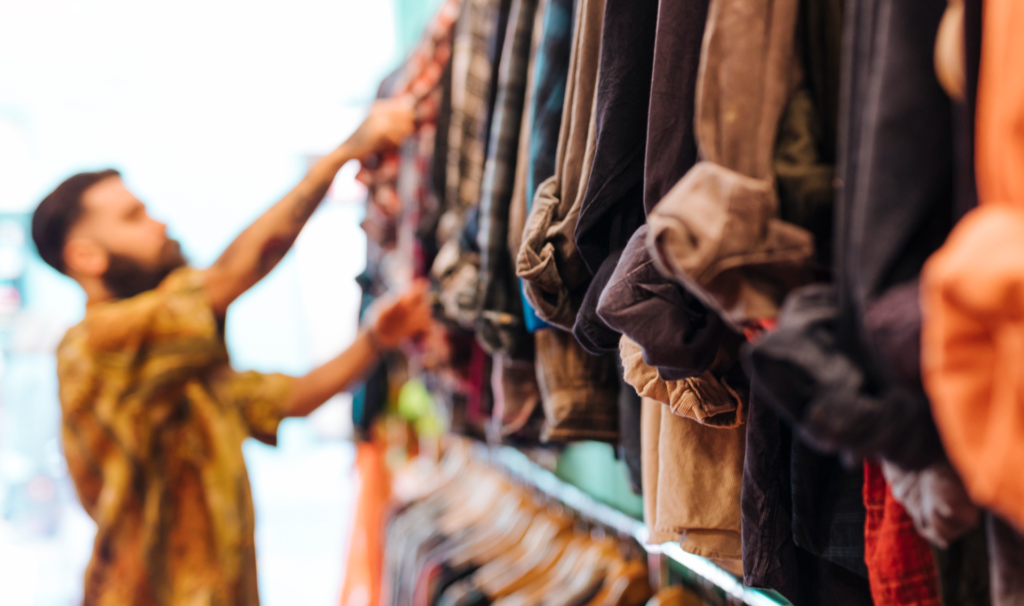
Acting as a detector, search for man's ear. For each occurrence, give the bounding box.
[64,238,108,278]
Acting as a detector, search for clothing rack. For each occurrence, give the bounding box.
[482,445,789,606]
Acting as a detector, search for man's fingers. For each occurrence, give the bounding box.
[396,279,429,309]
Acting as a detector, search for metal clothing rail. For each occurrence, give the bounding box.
[487,445,789,606]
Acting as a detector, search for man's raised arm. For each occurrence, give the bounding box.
[203,98,414,316]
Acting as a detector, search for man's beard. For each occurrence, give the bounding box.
[102,239,188,300]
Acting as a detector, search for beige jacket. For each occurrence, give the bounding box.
[626,339,745,566]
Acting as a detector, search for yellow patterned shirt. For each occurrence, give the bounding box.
[57,268,294,606]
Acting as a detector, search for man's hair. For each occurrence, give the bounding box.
[31,169,120,274]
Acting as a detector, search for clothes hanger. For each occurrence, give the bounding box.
[644,585,701,606]
[475,508,576,598]
[491,503,625,603]
[450,498,562,577]
[485,528,574,599]
[594,559,652,606]
[582,535,652,606]
[534,537,617,605]
[469,499,538,563]
[436,467,505,534]
[515,516,601,594]
[495,533,597,606]
[445,491,536,568]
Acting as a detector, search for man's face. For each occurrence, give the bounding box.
[71,177,186,298]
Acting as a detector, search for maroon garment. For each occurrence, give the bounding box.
[643,0,712,213]
[573,0,658,275]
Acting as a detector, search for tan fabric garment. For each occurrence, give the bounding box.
[623,338,745,562]
[534,327,619,442]
[646,0,814,329]
[657,407,745,563]
[515,0,605,330]
[619,336,744,428]
[640,397,676,545]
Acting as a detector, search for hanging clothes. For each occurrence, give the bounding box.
[921,0,1024,536]
[516,0,605,331]
[569,0,659,355]
[340,441,393,606]
[475,0,542,357]
[506,0,574,334]
[432,0,510,328]
[862,460,941,606]
[744,0,954,470]
[622,340,745,569]
[586,0,728,382]
[355,0,1024,599]
[572,0,657,276]
[597,225,733,381]
[533,327,619,443]
[645,0,814,330]
[361,0,461,245]
[643,0,711,215]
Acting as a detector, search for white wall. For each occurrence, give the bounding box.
[0,1,402,604]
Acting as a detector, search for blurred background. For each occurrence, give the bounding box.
[0,1,442,604]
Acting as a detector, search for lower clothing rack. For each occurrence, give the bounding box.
[482,445,791,606]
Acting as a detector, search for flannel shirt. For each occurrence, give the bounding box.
[473,0,541,354]
[443,0,503,214]
[360,0,460,238]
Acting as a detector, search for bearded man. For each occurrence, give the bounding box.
[31,99,429,605]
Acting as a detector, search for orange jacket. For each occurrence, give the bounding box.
[921,0,1024,532]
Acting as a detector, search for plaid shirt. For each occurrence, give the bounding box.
[474,0,542,354]
[360,0,460,240]
[430,0,506,327]
[443,0,504,214]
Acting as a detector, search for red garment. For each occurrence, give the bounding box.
[863,461,941,606]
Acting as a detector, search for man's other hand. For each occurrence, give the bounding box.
[370,279,433,350]
[346,97,416,159]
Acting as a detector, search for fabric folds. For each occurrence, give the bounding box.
[744,285,944,470]
[619,336,742,428]
[882,461,980,549]
[516,0,605,331]
[573,247,623,355]
[646,0,814,329]
[597,225,730,381]
[622,340,745,565]
[862,461,942,606]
